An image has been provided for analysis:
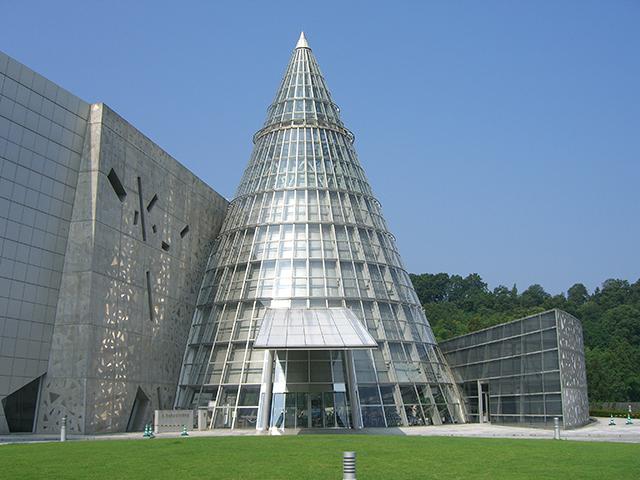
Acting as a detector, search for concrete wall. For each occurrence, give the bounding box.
[0,50,89,433]
[35,104,227,434]
[557,310,589,428]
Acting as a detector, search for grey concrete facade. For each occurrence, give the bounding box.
[440,309,589,428]
[557,310,589,427]
[0,50,228,434]
[36,104,227,434]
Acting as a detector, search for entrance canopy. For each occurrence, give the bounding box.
[254,308,377,350]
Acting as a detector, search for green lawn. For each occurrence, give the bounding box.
[1,435,638,479]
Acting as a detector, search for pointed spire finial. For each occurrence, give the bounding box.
[295,31,310,49]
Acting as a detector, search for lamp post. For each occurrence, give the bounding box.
[60,415,67,442]
[553,417,560,440]
[343,451,356,480]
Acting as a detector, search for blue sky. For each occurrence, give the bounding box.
[2,1,638,294]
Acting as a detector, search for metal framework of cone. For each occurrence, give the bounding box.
[175,33,465,431]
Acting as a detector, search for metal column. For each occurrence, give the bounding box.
[345,350,363,429]
[477,380,484,424]
[256,349,273,432]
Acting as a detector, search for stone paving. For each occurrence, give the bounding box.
[397,417,640,443]
[1,417,638,445]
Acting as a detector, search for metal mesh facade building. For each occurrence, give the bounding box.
[440,309,589,428]
[175,33,465,430]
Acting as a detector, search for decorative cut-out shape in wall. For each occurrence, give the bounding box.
[152,225,157,234]
[133,211,139,225]
[180,225,189,238]
[107,169,127,202]
[136,177,147,241]
[161,241,170,252]
[156,387,163,411]
[145,271,154,322]
[146,194,158,212]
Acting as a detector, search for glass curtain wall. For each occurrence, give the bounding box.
[269,350,351,429]
[175,33,464,428]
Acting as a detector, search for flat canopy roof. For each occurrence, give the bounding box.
[254,308,377,350]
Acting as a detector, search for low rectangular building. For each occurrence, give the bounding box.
[439,309,589,428]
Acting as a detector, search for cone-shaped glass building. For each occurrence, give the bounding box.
[176,33,465,430]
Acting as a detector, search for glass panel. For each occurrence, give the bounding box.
[400,385,419,404]
[335,392,350,427]
[323,392,336,427]
[416,385,433,406]
[523,332,542,353]
[332,358,346,383]
[542,329,558,349]
[310,393,323,427]
[285,402,297,428]
[270,393,285,428]
[218,386,237,407]
[524,395,544,415]
[545,394,562,415]
[498,396,517,415]
[384,406,403,426]
[235,408,258,429]
[213,406,233,428]
[543,371,561,392]
[379,385,396,405]
[404,405,426,426]
[288,361,309,382]
[238,386,260,406]
[543,350,559,370]
[297,392,309,428]
[310,362,332,382]
[358,385,381,405]
[361,406,385,427]
[524,374,543,394]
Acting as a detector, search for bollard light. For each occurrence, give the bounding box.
[343,451,356,480]
[553,417,560,440]
[60,415,67,442]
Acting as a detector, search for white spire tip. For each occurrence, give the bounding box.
[295,31,310,49]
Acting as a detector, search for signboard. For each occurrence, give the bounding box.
[154,410,193,433]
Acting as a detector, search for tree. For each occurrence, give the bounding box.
[492,285,517,312]
[410,272,640,402]
[597,279,631,310]
[601,305,640,346]
[520,284,550,307]
[567,283,589,306]
[409,273,451,303]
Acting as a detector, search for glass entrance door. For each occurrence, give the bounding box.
[480,383,490,423]
[323,392,335,427]
[310,393,323,427]
[270,391,351,429]
[268,350,352,429]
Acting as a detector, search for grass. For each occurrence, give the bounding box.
[1,435,638,479]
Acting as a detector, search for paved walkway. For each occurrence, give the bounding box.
[1,417,638,445]
[395,417,640,443]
